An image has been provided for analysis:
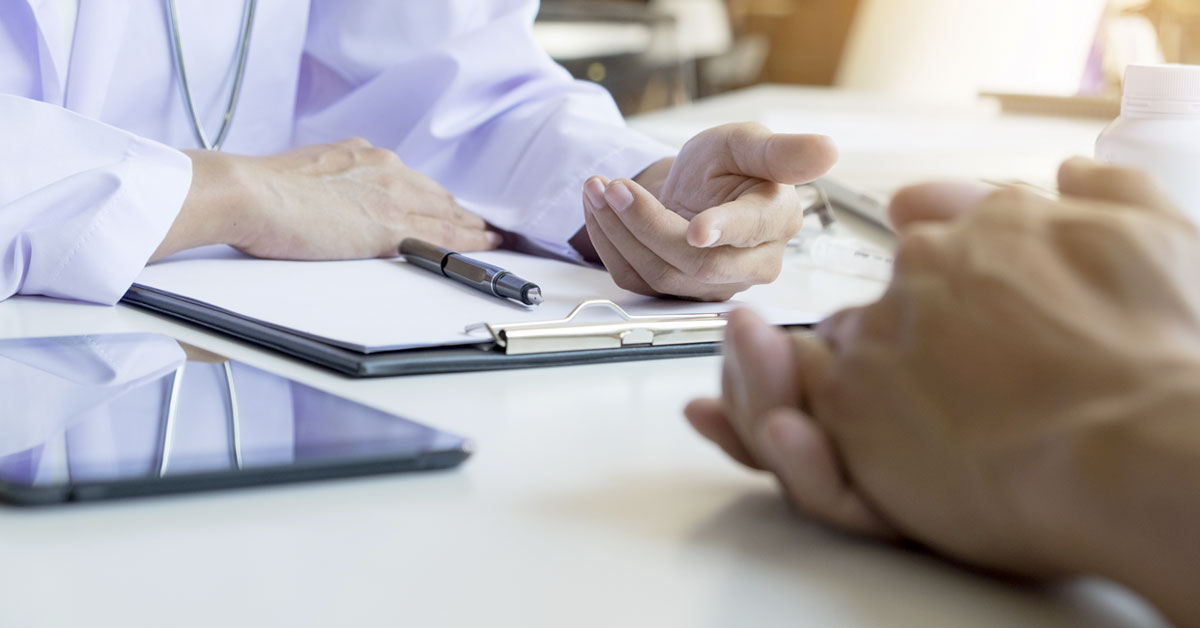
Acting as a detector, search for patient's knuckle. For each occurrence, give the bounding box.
[981,186,1036,212]
[821,360,861,417]
[893,225,947,272]
[1106,166,1156,194]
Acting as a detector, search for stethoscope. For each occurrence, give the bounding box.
[158,361,245,477]
[56,358,245,484]
[164,0,258,151]
[145,2,256,476]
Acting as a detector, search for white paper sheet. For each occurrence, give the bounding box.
[134,246,820,353]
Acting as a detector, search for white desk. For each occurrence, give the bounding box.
[0,86,1167,628]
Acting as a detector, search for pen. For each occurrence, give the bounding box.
[788,231,893,282]
[399,238,543,306]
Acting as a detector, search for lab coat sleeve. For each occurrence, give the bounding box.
[296,0,676,259]
[0,334,186,457]
[0,95,192,304]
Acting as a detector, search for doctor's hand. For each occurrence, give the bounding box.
[575,123,837,301]
[152,138,500,261]
[685,160,1200,627]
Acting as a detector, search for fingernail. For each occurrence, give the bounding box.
[699,229,721,248]
[584,178,606,210]
[605,181,634,213]
[486,231,503,247]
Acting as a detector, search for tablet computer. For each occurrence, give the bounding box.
[0,333,472,505]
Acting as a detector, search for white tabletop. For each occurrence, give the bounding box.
[0,86,1167,627]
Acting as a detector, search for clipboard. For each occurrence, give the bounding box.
[122,286,741,378]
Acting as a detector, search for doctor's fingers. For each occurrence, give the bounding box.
[587,202,752,300]
[686,182,805,249]
[392,188,487,228]
[310,139,482,226]
[583,204,661,297]
[368,165,488,228]
[717,124,838,185]
[394,214,501,253]
[583,183,747,299]
[585,179,782,293]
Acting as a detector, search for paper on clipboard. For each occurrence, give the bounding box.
[133,246,820,354]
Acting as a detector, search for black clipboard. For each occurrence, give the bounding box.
[122,285,724,378]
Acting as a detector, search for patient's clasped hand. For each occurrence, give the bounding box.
[687,158,1200,628]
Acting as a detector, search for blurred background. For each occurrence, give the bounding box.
[535,0,1200,116]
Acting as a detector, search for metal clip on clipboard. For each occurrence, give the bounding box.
[481,300,727,356]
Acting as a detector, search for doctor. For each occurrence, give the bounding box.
[0,0,835,305]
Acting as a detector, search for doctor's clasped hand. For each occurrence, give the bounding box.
[577,123,837,301]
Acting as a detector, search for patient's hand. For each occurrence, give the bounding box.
[687,159,1200,626]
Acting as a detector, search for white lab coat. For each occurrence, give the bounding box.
[0,0,673,304]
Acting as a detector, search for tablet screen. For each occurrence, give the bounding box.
[0,333,469,502]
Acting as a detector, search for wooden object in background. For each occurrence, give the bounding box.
[735,0,861,85]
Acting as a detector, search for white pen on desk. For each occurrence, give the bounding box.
[790,231,894,282]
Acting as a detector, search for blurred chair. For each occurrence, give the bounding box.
[733,0,862,87]
[535,0,740,114]
[535,1,689,115]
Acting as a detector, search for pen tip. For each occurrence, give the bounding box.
[525,286,543,306]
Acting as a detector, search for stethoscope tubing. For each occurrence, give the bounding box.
[164,0,258,151]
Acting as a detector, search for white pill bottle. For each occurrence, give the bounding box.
[1096,64,1200,220]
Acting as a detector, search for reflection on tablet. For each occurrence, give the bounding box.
[0,334,470,503]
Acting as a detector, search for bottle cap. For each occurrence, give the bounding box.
[1122,64,1200,116]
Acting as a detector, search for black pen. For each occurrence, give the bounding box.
[399,238,543,306]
